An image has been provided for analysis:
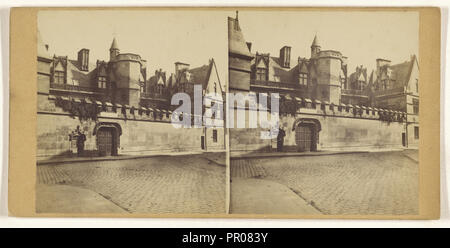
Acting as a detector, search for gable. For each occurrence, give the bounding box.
[204,60,223,95]
[299,62,308,73]
[54,61,64,71]
[157,76,165,85]
[256,58,266,69]
[405,57,419,94]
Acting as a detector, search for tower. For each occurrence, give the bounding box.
[107,37,145,107]
[228,11,253,93]
[316,50,344,104]
[311,35,321,58]
[110,37,120,61]
[37,30,52,96]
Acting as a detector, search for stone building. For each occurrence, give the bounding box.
[37,32,225,159]
[227,13,418,151]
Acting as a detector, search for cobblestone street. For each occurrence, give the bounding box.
[231,150,419,215]
[37,153,226,214]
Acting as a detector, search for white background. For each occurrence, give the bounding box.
[0,0,448,228]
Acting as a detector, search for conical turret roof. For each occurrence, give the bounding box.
[110,37,119,50]
[37,30,51,59]
[311,35,320,47]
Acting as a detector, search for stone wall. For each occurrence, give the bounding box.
[37,96,225,159]
[229,99,407,152]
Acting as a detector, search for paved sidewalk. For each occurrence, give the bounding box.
[37,150,225,165]
[36,184,127,213]
[230,148,407,160]
[231,150,368,160]
[230,178,321,215]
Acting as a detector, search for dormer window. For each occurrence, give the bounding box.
[299,73,308,86]
[157,85,164,95]
[358,80,365,90]
[98,76,107,89]
[54,71,64,84]
[256,68,267,81]
[382,79,388,90]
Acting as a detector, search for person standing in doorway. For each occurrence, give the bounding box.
[76,126,86,157]
[277,127,286,152]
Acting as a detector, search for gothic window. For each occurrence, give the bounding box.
[299,73,308,86]
[158,85,164,95]
[98,76,107,89]
[140,83,145,93]
[54,71,65,84]
[413,98,419,114]
[214,82,217,94]
[415,79,419,93]
[256,68,267,81]
[212,129,218,143]
[414,126,419,139]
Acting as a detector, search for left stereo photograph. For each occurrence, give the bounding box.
[35,9,229,215]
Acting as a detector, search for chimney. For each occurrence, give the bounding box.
[175,62,190,78]
[279,46,291,68]
[246,42,252,52]
[376,58,391,71]
[77,48,89,71]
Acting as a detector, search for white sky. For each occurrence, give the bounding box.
[38,10,418,88]
[235,10,418,73]
[38,10,229,89]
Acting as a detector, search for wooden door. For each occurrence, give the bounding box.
[98,128,113,156]
[295,124,313,152]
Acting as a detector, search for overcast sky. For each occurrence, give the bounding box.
[38,10,229,89]
[234,10,418,73]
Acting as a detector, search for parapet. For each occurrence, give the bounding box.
[279,96,407,123]
[43,95,223,126]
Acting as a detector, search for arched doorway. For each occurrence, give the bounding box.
[292,118,321,152]
[93,122,121,156]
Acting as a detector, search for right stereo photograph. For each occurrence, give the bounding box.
[228,10,420,215]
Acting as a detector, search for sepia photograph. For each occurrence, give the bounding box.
[228,10,420,215]
[35,10,229,214]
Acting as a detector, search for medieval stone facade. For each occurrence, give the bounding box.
[228,13,419,150]
[37,32,225,158]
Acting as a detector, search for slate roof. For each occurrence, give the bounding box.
[228,16,252,57]
[377,55,417,89]
[188,64,212,89]
[37,30,51,59]
[251,54,309,84]
[311,35,320,47]
[149,70,167,86]
[110,37,119,50]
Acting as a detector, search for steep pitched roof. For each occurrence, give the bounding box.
[110,37,119,50]
[37,30,51,59]
[389,57,416,88]
[228,16,253,57]
[376,55,418,89]
[188,63,212,89]
[149,70,167,86]
[311,35,320,47]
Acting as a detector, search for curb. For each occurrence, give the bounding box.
[37,151,225,166]
[230,151,370,160]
